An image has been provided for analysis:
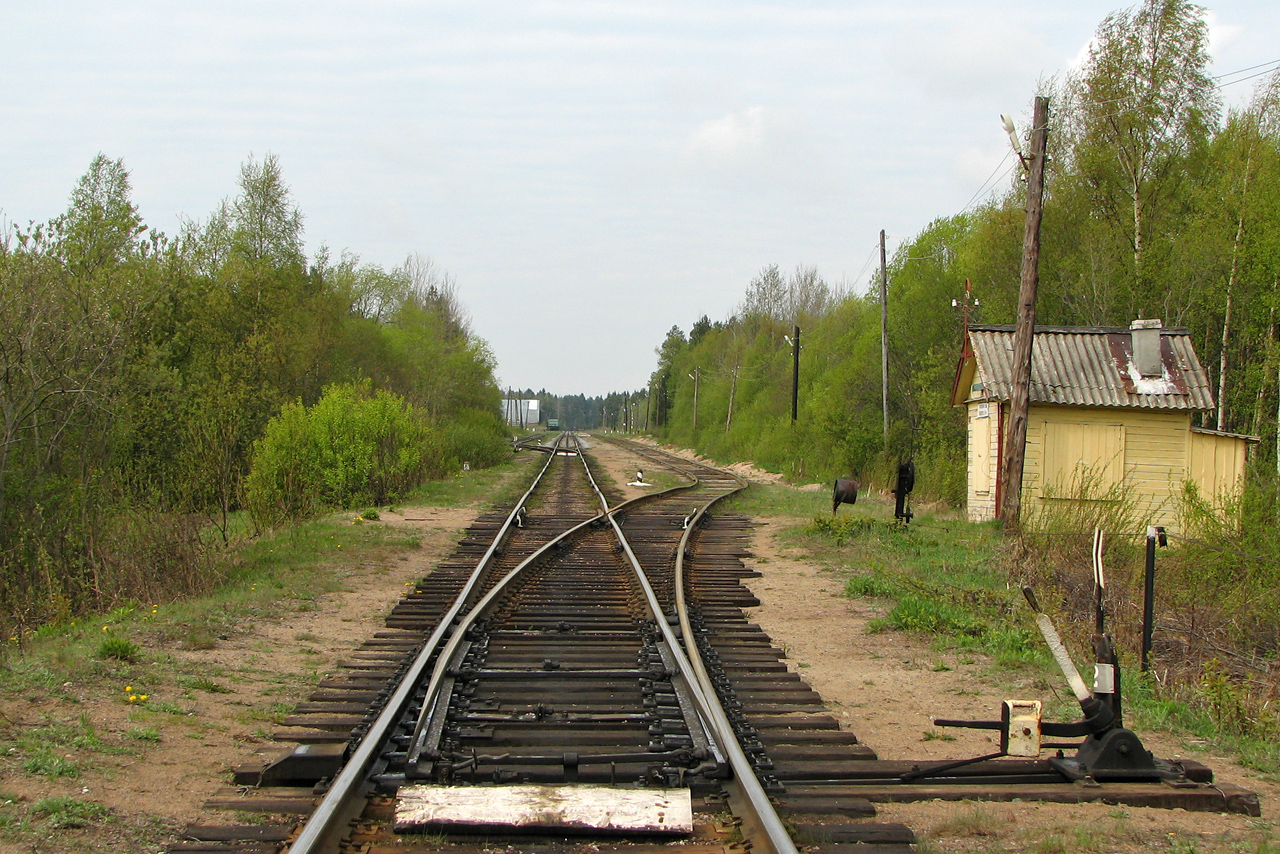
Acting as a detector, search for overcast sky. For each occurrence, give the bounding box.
[3,2,1278,396]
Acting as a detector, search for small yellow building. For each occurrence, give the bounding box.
[951,320,1255,529]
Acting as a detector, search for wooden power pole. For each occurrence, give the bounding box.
[879,229,889,442]
[998,95,1050,529]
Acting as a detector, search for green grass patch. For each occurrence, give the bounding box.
[179,675,232,694]
[804,508,1043,665]
[402,452,541,510]
[30,796,111,829]
[96,635,140,662]
[21,751,80,778]
[722,480,834,519]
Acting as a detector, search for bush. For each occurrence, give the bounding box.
[245,383,439,527]
[441,408,511,470]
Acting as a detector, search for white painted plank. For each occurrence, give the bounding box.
[395,784,693,835]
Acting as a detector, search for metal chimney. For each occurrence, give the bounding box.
[1131,319,1163,378]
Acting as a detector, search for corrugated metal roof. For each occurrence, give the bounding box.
[966,324,1214,410]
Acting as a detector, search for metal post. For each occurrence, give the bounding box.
[1141,526,1163,672]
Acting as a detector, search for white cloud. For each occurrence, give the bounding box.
[679,106,775,168]
[1205,10,1244,57]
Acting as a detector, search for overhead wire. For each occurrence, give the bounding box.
[1214,58,1280,83]
[959,150,1020,216]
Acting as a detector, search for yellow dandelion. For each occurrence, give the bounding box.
[129,695,138,702]
[125,686,132,692]
[102,625,110,632]
[139,694,148,701]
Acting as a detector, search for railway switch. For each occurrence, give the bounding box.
[933,586,1186,784]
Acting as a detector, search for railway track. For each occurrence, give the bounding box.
[176,435,1257,854]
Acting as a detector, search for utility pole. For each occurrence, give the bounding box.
[725,366,738,433]
[791,325,801,423]
[998,95,1050,530]
[689,366,700,433]
[880,229,890,442]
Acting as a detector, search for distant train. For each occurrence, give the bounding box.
[546,418,560,431]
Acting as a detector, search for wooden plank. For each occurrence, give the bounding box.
[801,781,1259,815]
[182,825,294,842]
[791,821,915,845]
[395,784,693,834]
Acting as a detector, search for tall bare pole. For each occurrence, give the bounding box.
[879,229,889,441]
[725,366,738,433]
[998,95,1050,529]
[690,366,700,433]
[790,326,800,423]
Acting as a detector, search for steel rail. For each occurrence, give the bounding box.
[405,432,700,769]
[285,433,568,854]
[590,437,800,854]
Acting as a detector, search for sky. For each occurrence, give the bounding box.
[3,2,1278,397]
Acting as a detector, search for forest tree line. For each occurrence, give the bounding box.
[648,0,1280,513]
[506,389,653,432]
[0,153,508,635]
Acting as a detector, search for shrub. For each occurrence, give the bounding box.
[441,408,510,470]
[245,383,439,527]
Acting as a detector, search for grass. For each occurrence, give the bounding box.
[797,501,1046,667]
[0,457,548,851]
[29,796,112,829]
[722,479,834,519]
[767,475,1280,779]
[96,635,140,662]
[401,451,542,510]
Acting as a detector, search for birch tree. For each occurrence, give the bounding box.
[1065,0,1219,313]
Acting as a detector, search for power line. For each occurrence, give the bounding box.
[1218,63,1280,89]
[959,149,1018,215]
[1214,58,1280,82]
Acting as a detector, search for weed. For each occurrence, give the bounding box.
[126,726,160,742]
[97,635,140,662]
[887,595,984,637]
[845,572,904,599]
[181,675,232,694]
[930,804,1003,837]
[30,796,111,829]
[147,699,193,716]
[921,729,956,742]
[182,625,220,650]
[22,751,79,778]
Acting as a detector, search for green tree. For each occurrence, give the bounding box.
[1061,0,1219,314]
